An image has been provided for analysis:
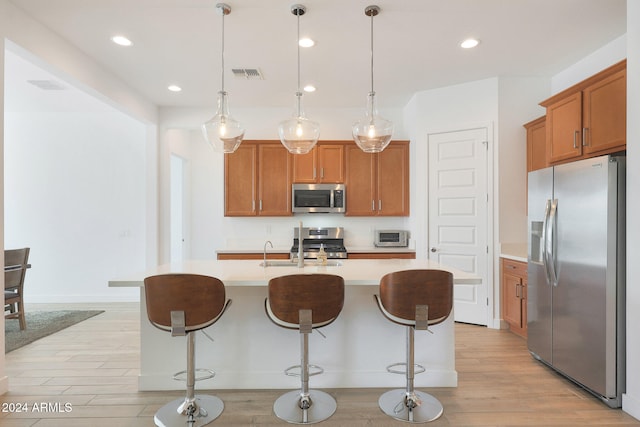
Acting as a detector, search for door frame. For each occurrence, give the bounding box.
[423,122,496,328]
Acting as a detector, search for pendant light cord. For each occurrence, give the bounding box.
[296,11,301,95]
[370,10,374,95]
[221,10,226,92]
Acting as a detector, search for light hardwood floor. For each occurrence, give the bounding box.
[2,302,639,427]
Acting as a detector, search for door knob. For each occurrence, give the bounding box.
[430,247,437,253]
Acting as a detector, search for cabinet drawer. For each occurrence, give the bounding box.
[502,259,527,277]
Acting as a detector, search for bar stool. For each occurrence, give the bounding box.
[144,274,232,427]
[374,269,453,423]
[265,273,345,424]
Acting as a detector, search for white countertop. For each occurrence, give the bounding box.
[109,258,479,288]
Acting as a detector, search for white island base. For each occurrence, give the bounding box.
[109,259,480,391]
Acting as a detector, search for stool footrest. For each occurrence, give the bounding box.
[284,364,324,378]
[172,368,216,382]
[386,362,426,376]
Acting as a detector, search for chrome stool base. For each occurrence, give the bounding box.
[154,395,223,427]
[378,389,443,423]
[273,390,337,424]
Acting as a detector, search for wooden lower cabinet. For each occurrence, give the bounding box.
[217,253,290,260]
[501,258,527,338]
[348,252,416,260]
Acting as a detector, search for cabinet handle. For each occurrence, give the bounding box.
[573,130,579,149]
[371,200,375,211]
[515,284,520,298]
[252,200,255,212]
[379,200,382,211]
[321,168,325,179]
[259,200,263,211]
[582,127,589,146]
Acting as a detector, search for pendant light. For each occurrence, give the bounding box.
[278,4,320,155]
[352,5,393,153]
[202,3,245,153]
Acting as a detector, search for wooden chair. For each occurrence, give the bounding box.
[265,273,345,424]
[4,248,31,330]
[374,269,453,423]
[144,273,231,427]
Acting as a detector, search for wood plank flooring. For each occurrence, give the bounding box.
[2,302,639,426]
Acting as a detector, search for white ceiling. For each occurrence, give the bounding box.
[6,0,627,111]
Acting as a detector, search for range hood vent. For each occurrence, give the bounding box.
[231,68,264,80]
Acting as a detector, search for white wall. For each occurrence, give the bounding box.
[4,111,146,302]
[624,0,640,419]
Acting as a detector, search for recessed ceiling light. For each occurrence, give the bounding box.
[303,84,316,93]
[299,38,315,48]
[167,85,182,92]
[460,38,480,49]
[111,35,133,46]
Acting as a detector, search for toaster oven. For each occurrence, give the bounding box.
[374,230,409,247]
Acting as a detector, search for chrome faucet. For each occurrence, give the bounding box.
[263,240,273,267]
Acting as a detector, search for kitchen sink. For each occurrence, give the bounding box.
[259,260,343,267]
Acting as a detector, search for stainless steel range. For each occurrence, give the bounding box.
[291,227,347,260]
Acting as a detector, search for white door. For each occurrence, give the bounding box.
[428,128,489,325]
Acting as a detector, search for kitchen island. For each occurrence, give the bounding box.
[109,259,480,391]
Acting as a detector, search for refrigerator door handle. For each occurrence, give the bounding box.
[542,199,552,285]
[547,199,559,286]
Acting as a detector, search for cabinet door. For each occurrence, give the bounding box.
[546,91,583,164]
[317,144,344,183]
[345,145,376,216]
[377,142,409,216]
[583,68,626,156]
[526,117,547,172]
[503,273,523,328]
[257,144,292,216]
[225,144,257,216]
[292,149,316,183]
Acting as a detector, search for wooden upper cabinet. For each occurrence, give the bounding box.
[224,141,292,216]
[541,60,626,165]
[345,140,410,216]
[524,116,547,172]
[225,143,257,216]
[292,143,345,183]
[257,144,292,216]
[546,91,583,164]
[345,145,377,216]
[376,143,410,216]
[582,67,626,156]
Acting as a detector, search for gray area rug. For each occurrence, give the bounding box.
[5,310,104,353]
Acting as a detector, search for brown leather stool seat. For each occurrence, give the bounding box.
[374,269,453,423]
[144,274,231,427]
[265,273,345,424]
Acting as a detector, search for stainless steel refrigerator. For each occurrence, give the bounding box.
[527,154,625,408]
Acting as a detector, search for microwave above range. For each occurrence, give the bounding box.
[292,183,345,214]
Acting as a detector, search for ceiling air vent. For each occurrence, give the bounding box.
[232,68,264,80]
[27,79,66,90]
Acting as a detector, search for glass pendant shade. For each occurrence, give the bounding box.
[202,3,244,154]
[279,4,319,155]
[352,91,393,153]
[202,90,245,153]
[353,5,393,153]
[278,92,320,154]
